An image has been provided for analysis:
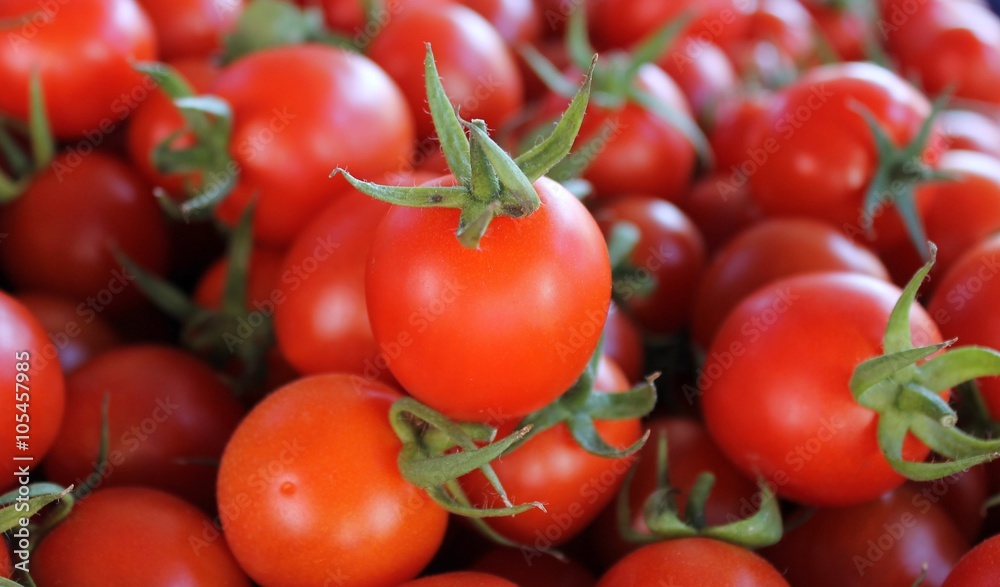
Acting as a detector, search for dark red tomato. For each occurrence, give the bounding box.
[0,152,170,316]
[0,541,10,579]
[588,0,755,52]
[400,572,517,587]
[273,190,392,379]
[910,466,989,543]
[17,293,119,375]
[366,176,610,422]
[366,3,522,139]
[657,38,738,120]
[209,44,414,247]
[595,196,706,335]
[675,173,763,254]
[459,356,641,546]
[459,0,542,45]
[192,248,285,310]
[471,547,597,587]
[928,234,1000,418]
[804,0,869,61]
[884,0,1000,105]
[597,538,790,587]
[746,62,932,230]
[725,0,818,71]
[590,417,760,569]
[43,345,244,512]
[0,292,65,493]
[32,487,249,586]
[937,109,1000,160]
[0,0,157,139]
[137,0,243,60]
[691,217,890,350]
[602,301,644,384]
[942,532,1000,587]
[217,374,448,586]
[706,91,771,174]
[701,272,944,506]
[763,485,968,587]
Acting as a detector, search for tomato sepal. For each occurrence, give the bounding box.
[0,71,55,203]
[221,0,331,64]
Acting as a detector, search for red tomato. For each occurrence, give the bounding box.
[400,572,517,587]
[597,538,790,587]
[588,0,755,52]
[706,91,771,174]
[0,152,170,316]
[136,0,243,60]
[657,39,738,119]
[209,44,414,247]
[701,272,943,506]
[366,3,523,138]
[459,356,641,546]
[763,485,968,587]
[32,487,249,586]
[726,0,818,71]
[273,190,392,379]
[43,345,244,512]
[691,217,889,350]
[937,109,1000,160]
[595,196,707,335]
[0,292,65,493]
[910,467,989,543]
[217,374,448,586]
[193,248,286,310]
[928,234,1000,418]
[675,173,763,254]
[804,1,869,61]
[366,176,610,421]
[471,548,597,587]
[602,302,645,384]
[942,532,1000,587]
[745,62,931,230]
[17,293,119,375]
[459,0,542,45]
[0,0,157,139]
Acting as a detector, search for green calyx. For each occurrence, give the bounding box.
[333,44,594,249]
[221,0,343,64]
[0,70,55,202]
[851,243,1000,480]
[116,205,272,396]
[618,432,783,549]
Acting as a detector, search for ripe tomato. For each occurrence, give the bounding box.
[32,487,250,586]
[17,293,119,375]
[0,152,170,316]
[804,0,869,61]
[366,3,523,139]
[43,345,245,512]
[459,0,542,46]
[942,533,1000,587]
[602,302,645,384]
[763,485,968,587]
[400,572,517,587]
[676,173,763,254]
[707,91,770,175]
[217,374,448,587]
[366,176,610,421]
[657,39,738,120]
[701,272,944,506]
[588,0,755,52]
[0,291,65,493]
[471,548,597,587]
[594,196,706,335]
[910,467,989,543]
[208,44,414,246]
[136,0,243,60]
[928,234,1000,418]
[459,356,641,547]
[0,0,157,139]
[596,538,790,587]
[691,217,889,349]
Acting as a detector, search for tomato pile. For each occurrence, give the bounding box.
[5,0,1000,585]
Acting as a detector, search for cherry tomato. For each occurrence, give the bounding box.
[727,0,818,69]
[910,467,989,543]
[459,0,542,46]
[706,90,771,175]
[136,0,243,60]
[763,485,968,587]
[804,0,869,61]
[691,217,889,349]
[400,572,517,587]
[701,272,943,506]
[588,0,755,53]
[366,176,610,421]
[32,487,249,586]
[942,532,1000,587]
[675,172,763,254]
[43,345,244,512]
[217,374,448,586]
[0,291,65,493]
[597,537,790,587]
[937,109,1000,160]
[17,293,119,375]
[0,0,157,139]
[657,39,738,120]
[602,301,645,384]
[471,547,597,587]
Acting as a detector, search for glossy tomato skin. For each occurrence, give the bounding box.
[804,1,869,61]
[43,345,244,512]
[366,176,611,422]
[602,302,645,384]
[460,356,641,546]
[400,572,517,587]
[676,172,763,254]
[136,0,243,60]
[691,217,889,350]
[0,0,157,139]
[0,292,65,492]
[366,3,523,139]
[597,538,790,587]
[273,190,392,379]
[657,39,738,120]
[928,234,1000,418]
[32,487,250,586]
[595,196,706,335]
[471,548,597,587]
[763,485,968,587]
[701,272,943,506]
[746,62,931,229]
[459,0,542,45]
[217,374,448,587]
[942,533,1000,587]
[209,44,414,247]
[910,466,989,543]
[937,110,1000,160]
[588,0,755,52]
[17,293,119,375]
[0,152,169,316]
